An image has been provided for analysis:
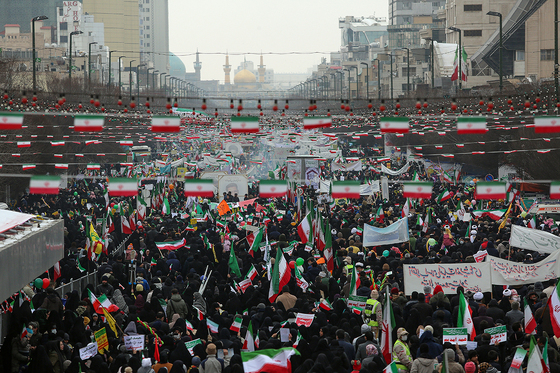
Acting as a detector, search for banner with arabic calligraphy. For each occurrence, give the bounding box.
[510,225,560,254]
[403,262,491,295]
[488,249,560,285]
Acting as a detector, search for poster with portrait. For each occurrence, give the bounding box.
[218,175,248,201]
[287,159,302,182]
[305,167,320,189]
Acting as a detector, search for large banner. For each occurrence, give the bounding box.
[332,161,362,171]
[510,225,560,254]
[363,218,409,247]
[489,250,560,285]
[218,175,248,201]
[403,262,491,295]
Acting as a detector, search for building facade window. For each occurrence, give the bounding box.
[464,30,482,37]
[516,50,525,61]
[541,49,555,61]
[464,4,482,11]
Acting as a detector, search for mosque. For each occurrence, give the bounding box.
[223,55,273,92]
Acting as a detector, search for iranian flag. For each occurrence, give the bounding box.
[436,189,452,203]
[151,116,181,132]
[319,299,333,311]
[303,116,332,130]
[403,182,433,199]
[472,209,506,220]
[550,182,560,199]
[525,299,537,334]
[476,182,506,200]
[295,265,309,292]
[53,261,61,282]
[17,141,31,148]
[74,115,105,132]
[241,348,299,373]
[183,179,214,197]
[87,163,101,170]
[0,113,24,129]
[51,141,65,146]
[297,212,312,243]
[535,117,560,133]
[548,280,560,337]
[268,246,290,302]
[88,290,119,314]
[230,316,243,332]
[259,180,287,198]
[331,181,361,199]
[249,226,265,253]
[231,116,260,133]
[381,288,396,363]
[527,336,548,373]
[451,46,468,82]
[156,238,186,251]
[457,291,476,340]
[207,319,219,334]
[22,164,36,170]
[457,117,487,134]
[55,163,69,170]
[119,140,133,146]
[243,321,255,351]
[245,264,258,281]
[375,206,385,223]
[349,265,360,296]
[29,175,60,195]
[384,362,399,373]
[109,178,137,197]
[379,117,409,134]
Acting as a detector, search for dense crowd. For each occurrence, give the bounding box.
[2,163,557,373]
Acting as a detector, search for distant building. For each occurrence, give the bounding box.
[139,0,170,74]
[0,0,59,34]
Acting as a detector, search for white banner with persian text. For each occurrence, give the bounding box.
[404,262,491,295]
[488,249,560,285]
[510,225,560,254]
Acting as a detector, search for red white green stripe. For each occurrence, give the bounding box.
[231,116,260,133]
[457,116,488,134]
[241,348,299,373]
[230,316,243,332]
[74,115,105,132]
[119,140,133,146]
[17,141,31,147]
[109,178,138,197]
[88,289,119,314]
[436,189,452,203]
[403,182,433,199]
[29,175,60,194]
[55,164,69,169]
[303,116,332,130]
[379,117,409,134]
[87,163,101,170]
[458,291,476,340]
[0,113,24,129]
[269,246,290,302]
[534,116,560,133]
[22,164,36,170]
[259,180,288,198]
[183,179,214,197]
[476,182,506,200]
[151,116,181,132]
[51,141,65,146]
[550,181,560,199]
[331,181,361,199]
[156,238,186,251]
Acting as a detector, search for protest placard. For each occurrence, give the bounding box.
[124,335,145,351]
[442,328,468,345]
[484,325,507,344]
[79,342,98,360]
[94,327,108,352]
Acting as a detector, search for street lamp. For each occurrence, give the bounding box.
[137,63,146,98]
[379,53,394,100]
[88,42,98,86]
[108,50,118,88]
[448,26,463,90]
[164,74,170,96]
[350,65,359,100]
[118,56,125,93]
[425,37,435,89]
[360,62,369,100]
[68,30,83,85]
[487,11,503,93]
[373,58,381,100]
[32,15,48,91]
[343,69,351,101]
[159,73,166,93]
[401,47,410,95]
[128,59,136,101]
[152,70,158,91]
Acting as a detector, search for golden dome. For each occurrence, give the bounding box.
[234,69,257,84]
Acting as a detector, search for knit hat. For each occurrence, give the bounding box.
[391,287,399,295]
[433,285,443,294]
[465,362,476,373]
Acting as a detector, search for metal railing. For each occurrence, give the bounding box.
[111,234,132,257]
[54,271,98,298]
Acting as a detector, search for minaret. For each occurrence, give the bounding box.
[258,54,266,83]
[224,54,231,84]
[194,49,201,81]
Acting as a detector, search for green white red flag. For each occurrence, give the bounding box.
[457,291,476,340]
[297,212,312,243]
[331,181,361,199]
[241,348,299,373]
[242,321,255,351]
[457,116,487,134]
[88,290,119,314]
[548,280,560,337]
[231,116,260,133]
[379,117,409,134]
[155,238,186,251]
[0,113,24,129]
[29,175,60,195]
[380,288,396,363]
[303,116,332,130]
[183,179,214,197]
[476,182,506,200]
[259,180,287,198]
[230,316,242,332]
[268,246,290,302]
[151,116,181,132]
[534,116,560,133]
[436,189,452,203]
[74,114,105,132]
[525,299,537,335]
[403,182,433,199]
[109,178,137,197]
[550,181,560,199]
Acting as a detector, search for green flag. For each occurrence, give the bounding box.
[229,248,242,277]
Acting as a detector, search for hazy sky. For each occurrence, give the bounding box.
[168,0,389,84]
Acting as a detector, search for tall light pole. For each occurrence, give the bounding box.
[425,37,434,89]
[32,15,48,91]
[128,59,136,101]
[343,69,351,101]
[118,56,125,93]
[164,74,169,96]
[137,63,146,98]
[159,72,166,93]
[152,70,159,91]
[487,11,503,93]
[449,26,463,90]
[88,42,98,86]
[350,65,359,100]
[108,50,117,88]
[374,58,381,100]
[68,30,83,85]
[360,62,369,100]
[402,47,410,94]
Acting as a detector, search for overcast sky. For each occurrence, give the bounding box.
[169,0,389,84]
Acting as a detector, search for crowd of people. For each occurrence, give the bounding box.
[2,162,557,373]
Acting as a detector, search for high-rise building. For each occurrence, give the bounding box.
[82,0,140,68]
[0,0,59,34]
[139,0,170,74]
[388,0,443,49]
